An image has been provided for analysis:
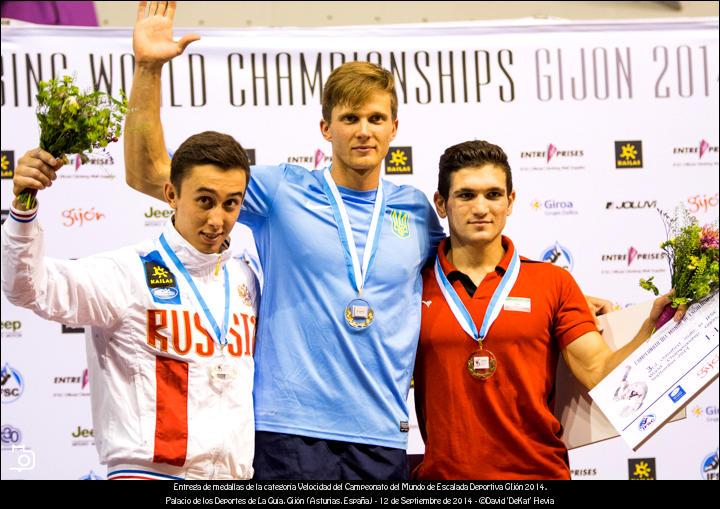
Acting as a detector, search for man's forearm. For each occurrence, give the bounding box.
[602,319,656,379]
[124,63,171,201]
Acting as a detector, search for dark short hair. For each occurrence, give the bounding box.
[322,61,398,122]
[170,131,250,195]
[437,140,513,200]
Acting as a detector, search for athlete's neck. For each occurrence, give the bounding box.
[447,236,505,286]
[330,162,380,191]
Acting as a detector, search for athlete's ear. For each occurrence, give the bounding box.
[164,182,178,209]
[434,191,447,219]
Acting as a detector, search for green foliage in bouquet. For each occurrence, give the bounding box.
[18,75,128,208]
[640,206,719,309]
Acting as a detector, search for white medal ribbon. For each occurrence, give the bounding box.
[434,246,521,344]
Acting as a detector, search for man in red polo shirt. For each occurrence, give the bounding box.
[412,140,678,480]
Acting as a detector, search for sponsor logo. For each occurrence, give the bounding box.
[518,143,585,172]
[687,193,718,215]
[531,199,578,216]
[390,209,411,238]
[615,141,643,168]
[628,458,656,480]
[144,206,174,228]
[691,405,719,422]
[385,146,413,175]
[638,413,656,431]
[53,368,90,398]
[62,324,85,334]
[287,148,331,170]
[1,151,14,179]
[600,246,667,275]
[605,200,657,210]
[540,242,574,271]
[0,424,22,449]
[61,207,106,228]
[244,148,256,166]
[668,385,686,403]
[701,449,719,480]
[1,363,24,404]
[151,287,179,300]
[71,425,95,447]
[696,351,719,379]
[1,320,22,338]
[570,468,598,478]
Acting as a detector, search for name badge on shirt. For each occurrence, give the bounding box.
[503,297,531,312]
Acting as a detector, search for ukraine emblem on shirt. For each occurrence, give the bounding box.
[390,209,410,239]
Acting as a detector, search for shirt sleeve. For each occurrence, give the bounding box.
[552,268,599,349]
[1,204,132,330]
[238,164,288,234]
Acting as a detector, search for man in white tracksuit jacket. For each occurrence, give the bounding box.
[1,131,258,480]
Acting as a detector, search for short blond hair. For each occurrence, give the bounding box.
[322,61,398,122]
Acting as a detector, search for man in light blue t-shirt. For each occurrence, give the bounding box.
[122,2,444,480]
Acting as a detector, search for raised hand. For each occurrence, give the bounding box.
[133,1,200,67]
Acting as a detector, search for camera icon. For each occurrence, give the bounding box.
[9,445,36,472]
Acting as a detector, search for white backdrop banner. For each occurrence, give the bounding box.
[1,17,718,480]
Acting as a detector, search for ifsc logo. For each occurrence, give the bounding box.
[540,242,574,271]
[701,449,718,480]
[1,363,25,404]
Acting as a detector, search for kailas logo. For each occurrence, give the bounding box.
[142,251,181,305]
[701,449,719,480]
[1,151,14,179]
[541,242,574,271]
[638,413,656,431]
[385,147,413,175]
[390,209,410,239]
[628,458,656,480]
[1,363,24,404]
[615,140,643,168]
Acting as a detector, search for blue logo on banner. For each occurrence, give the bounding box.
[540,242,574,271]
[79,470,104,480]
[1,363,24,404]
[638,414,656,431]
[668,385,686,403]
[701,449,719,480]
[0,424,22,445]
[141,250,181,305]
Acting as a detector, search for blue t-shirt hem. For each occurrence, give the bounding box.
[255,421,408,450]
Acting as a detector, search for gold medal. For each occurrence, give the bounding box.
[467,348,497,380]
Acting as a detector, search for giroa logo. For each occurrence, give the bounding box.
[390,209,410,239]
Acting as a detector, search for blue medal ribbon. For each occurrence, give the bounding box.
[159,234,230,349]
[321,169,386,296]
[434,246,521,345]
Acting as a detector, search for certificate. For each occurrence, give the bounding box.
[589,292,719,449]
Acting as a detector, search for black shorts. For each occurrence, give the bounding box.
[253,431,408,480]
